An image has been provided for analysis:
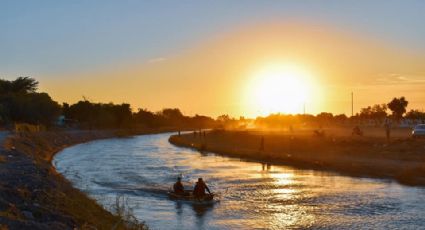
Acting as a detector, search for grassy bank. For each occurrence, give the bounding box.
[169,128,425,186]
[0,129,155,230]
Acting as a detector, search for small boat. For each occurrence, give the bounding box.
[168,190,215,204]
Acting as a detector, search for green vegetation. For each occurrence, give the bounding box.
[63,101,133,129]
[0,77,217,130]
[0,77,61,126]
[63,103,217,129]
[253,99,424,130]
[2,131,149,229]
[1,77,424,131]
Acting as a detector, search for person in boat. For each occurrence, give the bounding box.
[193,178,211,198]
[173,177,185,195]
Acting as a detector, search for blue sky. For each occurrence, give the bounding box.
[2,0,425,79]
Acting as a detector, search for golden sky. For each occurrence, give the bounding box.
[40,23,425,118]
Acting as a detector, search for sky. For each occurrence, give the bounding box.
[1,1,425,117]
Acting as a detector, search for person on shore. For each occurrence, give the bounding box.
[173,177,185,195]
[193,178,211,198]
[384,118,392,141]
[352,126,363,136]
[259,136,264,151]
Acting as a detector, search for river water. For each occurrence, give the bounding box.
[53,133,425,229]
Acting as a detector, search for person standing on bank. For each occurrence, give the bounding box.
[384,118,392,141]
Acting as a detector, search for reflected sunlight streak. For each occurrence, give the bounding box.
[262,166,315,229]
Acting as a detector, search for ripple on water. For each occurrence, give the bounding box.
[54,133,425,230]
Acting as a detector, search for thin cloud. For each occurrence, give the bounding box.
[147,57,166,64]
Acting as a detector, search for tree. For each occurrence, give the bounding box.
[0,77,59,126]
[217,114,237,129]
[217,114,231,123]
[334,114,348,123]
[160,108,184,120]
[405,110,425,121]
[387,97,408,120]
[0,77,38,94]
[134,108,161,128]
[316,112,333,125]
[65,101,133,128]
[359,104,387,123]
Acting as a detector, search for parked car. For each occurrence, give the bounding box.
[412,124,425,138]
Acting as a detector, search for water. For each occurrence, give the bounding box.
[53,133,425,229]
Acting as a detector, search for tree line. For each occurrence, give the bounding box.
[0,77,217,129]
[1,77,424,129]
[0,77,61,126]
[253,97,425,129]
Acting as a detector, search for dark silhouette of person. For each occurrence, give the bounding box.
[259,136,264,151]
[384,119,391,141]
[193,178,211,198]
[352,126,363,136]
[173,177,184,195]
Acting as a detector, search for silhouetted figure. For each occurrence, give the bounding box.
[193,178,211,198]
[262,163,272,171]
[352,126,363,136]
[178,131,181,136]
[289,125,294,134]
[384,119,392,141]
[203,131,206,138]
[314,126,325,137]
[259,136,265,151]
[193,131,196,137]
[173,177,184,195]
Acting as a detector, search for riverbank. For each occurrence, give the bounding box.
[169,129,425,186]
[0,129,158,229]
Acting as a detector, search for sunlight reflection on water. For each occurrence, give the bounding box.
[54,133,425,229]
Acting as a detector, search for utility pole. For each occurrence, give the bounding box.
[351,92,354,117]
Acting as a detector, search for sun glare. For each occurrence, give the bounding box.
[246,63,312,116]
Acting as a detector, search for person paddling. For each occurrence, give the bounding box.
[173,177,185,195]
[193,178,211,198]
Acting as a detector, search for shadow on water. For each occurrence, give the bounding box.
[192,203,214,217]
[174,201,214,229]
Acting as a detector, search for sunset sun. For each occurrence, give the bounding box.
[246,63,312,115]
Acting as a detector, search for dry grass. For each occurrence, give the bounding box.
[0,204,23,221]
[111,196,148,230]
[1,130,152,229]
[170,127,425,186]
